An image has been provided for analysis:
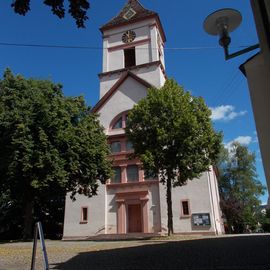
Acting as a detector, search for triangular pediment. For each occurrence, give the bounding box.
[92,71,153,113]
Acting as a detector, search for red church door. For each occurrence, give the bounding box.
[128,204,142,233]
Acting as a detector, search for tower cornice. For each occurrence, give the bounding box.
[98,60,167,80]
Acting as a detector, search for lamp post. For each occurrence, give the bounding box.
[204,0,270,200]
[203,8,259,60]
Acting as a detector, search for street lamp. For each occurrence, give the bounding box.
[203,8,259,60]
[203,2,270,203]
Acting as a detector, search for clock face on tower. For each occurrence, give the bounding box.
[122,30,136,43]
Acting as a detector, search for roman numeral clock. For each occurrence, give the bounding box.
[122,30,136,43]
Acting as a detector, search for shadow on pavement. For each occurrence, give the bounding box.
[51,235,270,270]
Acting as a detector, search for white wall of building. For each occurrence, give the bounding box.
[99,76,148,131]
[99,64,165,98]
[63,185,106,238]
[159,170,223,235]
[243,55,270,195]
[103,20,153,72]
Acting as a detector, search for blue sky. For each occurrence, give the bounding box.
[0,0,268,203]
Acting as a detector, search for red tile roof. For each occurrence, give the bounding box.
[100,0,157,31]
[100,0,166,42]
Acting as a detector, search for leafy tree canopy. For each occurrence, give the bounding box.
[10,0,90,28]
[217,143,266,233]
[0,69,111,238]
[126,79,222,234]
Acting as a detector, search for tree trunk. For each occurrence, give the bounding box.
[166,177,174,236]
[22,200,34,240]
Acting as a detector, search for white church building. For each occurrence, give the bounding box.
[63,0,224,238]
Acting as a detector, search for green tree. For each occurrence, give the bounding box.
[126,79,221,235]
[0,69,112,239]
[217,143,265,233]
[10,0,90,28]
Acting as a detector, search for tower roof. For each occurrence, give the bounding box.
[100,0,166,41]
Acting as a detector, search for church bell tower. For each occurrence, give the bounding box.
[97,0,167,99]
[63,0,225,239]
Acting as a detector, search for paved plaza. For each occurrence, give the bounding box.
[0,234,270,269]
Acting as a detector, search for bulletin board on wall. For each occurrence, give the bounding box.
[192,213,211,227]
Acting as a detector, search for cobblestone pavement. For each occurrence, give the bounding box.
[1,234,270,270]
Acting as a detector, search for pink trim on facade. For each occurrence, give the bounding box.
[107,180,159,188]
[180,199,191,218]
[116,200,126,234]
[108,38,151,52]
[109,110,129,131]
[138,167,144,182]
[141,199,149,233]
[120,166,127,183]
[80,206,88,224]
[98,60,162,78]
[115,191,149,234]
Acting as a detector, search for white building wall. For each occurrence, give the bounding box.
[148,184,162,233]
[102,37,109,72]
[150,25,159,62]
[136,43,151,65]
[207,167,224,234]
[103,18,156,39]
[102,19,157,73]
[99,73,120,98]
[108,50,124,71]
[243,54,270,194]
[99,65,165,98]
[132,65,165,88]
[63,185,106,238]
[159,171,222,234]
[99,77,148,131]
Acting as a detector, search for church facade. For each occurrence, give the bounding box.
[63,0,224,238]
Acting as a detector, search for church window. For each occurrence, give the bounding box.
[181,200,190,216]
[81,207,88,223]
[127,165,139,182]
[112,167,121,183]
[110,111,130,130]
[124,47,136,68]
[112,116,123,129]
[111,141,121,153]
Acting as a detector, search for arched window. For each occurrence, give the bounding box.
[112,117,122,129]
[110,111,129,130]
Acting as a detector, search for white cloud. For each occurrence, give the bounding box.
[210,105,247,121]
[225,136,252,150]
[253,131,259,143]
[234,136,253,145]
